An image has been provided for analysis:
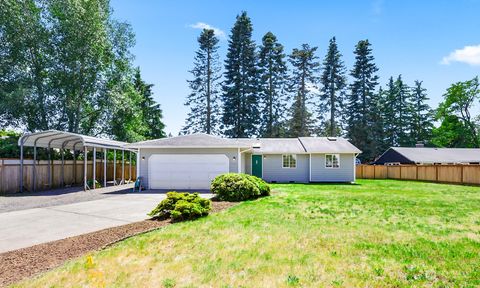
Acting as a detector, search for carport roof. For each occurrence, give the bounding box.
[18,130,131,150]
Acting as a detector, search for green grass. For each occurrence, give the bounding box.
[13,180,480,287]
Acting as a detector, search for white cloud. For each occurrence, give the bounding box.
[188,22,225,39]
[441,44,480,66]
[371,0,383,16]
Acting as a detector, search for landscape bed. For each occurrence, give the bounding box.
[9,180,480,287]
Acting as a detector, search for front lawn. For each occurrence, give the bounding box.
[13,180,480,287]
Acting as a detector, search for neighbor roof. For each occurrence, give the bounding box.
[129,134,361,154]
[127,133,250,148]
[385,147,480,164]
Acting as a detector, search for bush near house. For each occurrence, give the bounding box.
[148,192,211,221]
[211,173,270,201]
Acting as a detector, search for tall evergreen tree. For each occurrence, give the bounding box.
[257,32,287,137]
[222,11,259,137]
[410,80,433,144]
[393,75,413,146]
[382,77,398,147]
[287,44,320,137]
[134,69,166,140]
[319,37,347,137]
[346,40,379,161]
[110,68,165,142]
[182,29,221,134]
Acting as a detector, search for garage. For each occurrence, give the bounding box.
[148,154,229,189]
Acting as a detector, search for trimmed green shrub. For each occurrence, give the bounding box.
[246,175,271,196]
[210,173,270,201]
[148,192,211,221]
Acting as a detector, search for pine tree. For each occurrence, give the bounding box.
[222,11,259,137]
[410,80,433,144]
[134,69,166,139]
[319,37,347,137]
[393,75,413,146]
[257,32,288,137]
[346,40,379,161]
[287,44,320,137]
[182,29,221,134]
[369,86,387,156]
[380,77,397,147]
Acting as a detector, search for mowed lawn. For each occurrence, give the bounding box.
[13,180,480,287]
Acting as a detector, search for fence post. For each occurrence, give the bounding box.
[461,165,464,184]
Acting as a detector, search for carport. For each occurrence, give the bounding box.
[18,130,137,192]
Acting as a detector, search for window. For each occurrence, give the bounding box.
[282,154,297,168]
[325,154,340,168]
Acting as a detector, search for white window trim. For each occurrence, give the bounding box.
[282,154,297,169]
[325,154,340,169]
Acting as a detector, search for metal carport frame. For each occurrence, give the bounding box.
[18,130,137,192]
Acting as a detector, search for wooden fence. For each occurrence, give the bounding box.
[0,159,136,194]
[356,164,480,185]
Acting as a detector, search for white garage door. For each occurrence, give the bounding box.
[149,154,229,189]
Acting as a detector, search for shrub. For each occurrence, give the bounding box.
[148,192,211,221]
[87,179,101,188]
[210,173,270,201]
[246,175,271,196]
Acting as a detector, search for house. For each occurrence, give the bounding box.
[127,134,361,189]
[373,147,480,165]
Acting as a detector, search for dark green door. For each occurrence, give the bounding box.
[252,155,263,178]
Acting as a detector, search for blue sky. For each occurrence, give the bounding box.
[111,0,480,135]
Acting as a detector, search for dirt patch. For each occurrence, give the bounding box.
[0,201,236,287]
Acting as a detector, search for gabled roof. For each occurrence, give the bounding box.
[236,138,307,153]
[385,147,480,164]
[128,133,361,154]
[299,137,362,153]
[127,133,250,148]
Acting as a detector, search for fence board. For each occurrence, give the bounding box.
[387,166,401,179]
[463,166,480,184]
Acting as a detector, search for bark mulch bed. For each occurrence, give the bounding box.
[0,201,236,287]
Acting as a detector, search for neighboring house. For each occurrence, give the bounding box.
[373,147,480,165]
[127,134,361,189]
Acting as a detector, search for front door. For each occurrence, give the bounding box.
[252,155,263,178]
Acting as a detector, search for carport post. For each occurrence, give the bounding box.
[84,146,87,191]
[113,149,116,185]
[103,148,107,188]
[60,146,64,187]
[129,151,132,181]
[33,143,37,192]
[93,147,96,189]
[19,138,24,193]
[121,150,125,184]
[47,144,51,188]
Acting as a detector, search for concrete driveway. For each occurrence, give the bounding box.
[0,185,212,253]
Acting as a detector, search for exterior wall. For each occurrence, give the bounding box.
[261,154,309,183]
[243,152,252,174]
[310,153,355,182]
[139,148,239,188]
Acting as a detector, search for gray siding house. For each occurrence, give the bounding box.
[128,134,361,189]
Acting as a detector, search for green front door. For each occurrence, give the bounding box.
[252,155,263,178]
